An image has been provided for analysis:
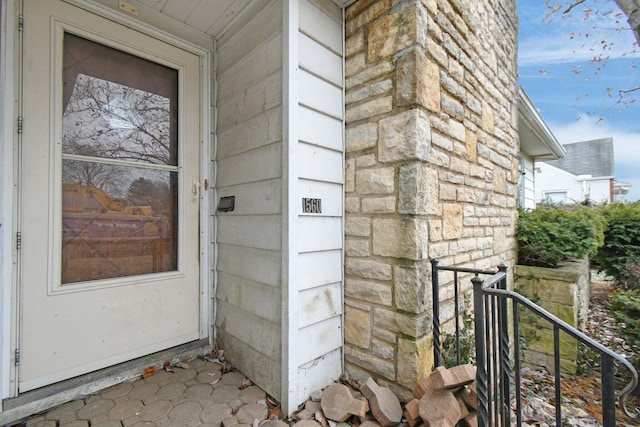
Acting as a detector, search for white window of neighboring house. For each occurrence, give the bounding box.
[543,191,568,204]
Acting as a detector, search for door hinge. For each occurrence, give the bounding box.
[18,15,24,32]
[17,116,23,134]
[16,231,22,250]
[15,349,20,366]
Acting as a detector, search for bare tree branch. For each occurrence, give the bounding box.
[563,0,588,15]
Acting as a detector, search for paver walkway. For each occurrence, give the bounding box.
[14,357,275,427]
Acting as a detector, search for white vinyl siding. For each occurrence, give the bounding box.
[290,0,344,408]
[214,0,284,400]
[519,155,536,210]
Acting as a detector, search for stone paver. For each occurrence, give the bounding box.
[320,383,367,422]
[184,383,214,400]
[155,382,187,400]
[239,385,266,404]
[136,399,172,422]
[359,377,402,427]
[235,402,268,424]
[76,399,115,423]
[200,402,233,425]
[107,398,143,420]
[210,384,241,403]
[167,400,202,427]
[101,383,134,400]
[14,357,481,427]
[126,382,159,402]
[220,371,246,386]
[92,421,124,427]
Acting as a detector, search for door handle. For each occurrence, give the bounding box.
[191,177,200,199]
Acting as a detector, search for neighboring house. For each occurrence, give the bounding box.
[535,138,630,204]
[0,0,520,423]
[517,87,566,210]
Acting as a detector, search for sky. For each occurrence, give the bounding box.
[517,0,640,201]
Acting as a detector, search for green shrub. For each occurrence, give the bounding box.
[517,207,606,267]
[609,290,640,367]
[593,202,640,286]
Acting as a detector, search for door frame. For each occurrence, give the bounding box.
[1,0,212,400]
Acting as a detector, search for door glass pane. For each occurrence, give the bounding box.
[61,33,178,284]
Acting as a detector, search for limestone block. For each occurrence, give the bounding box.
[345,278,392,306]
[345,159,356,193]
[448,119,466,142]
[372,218,429,260]
[396,47,440,112]
[345,239,370,257]
[321,383,368,422]
[367,6,425,61]
[344,305,371,349]
[397,335,433,389]
[442,204,463,240]
[393,264,429,314]
[355,167,395,194]
[399,162,439,215]
[346,122,378,153]
[346,259,393,281]
[346,53,366,77]
[346,96,393,123]
[346,31,364,57]
[373,309,429,339]
[362,196,396,214]
[378,109,431,163]
[347,80,393,105]
[360,377,403,426]
[481,100,494,132]
[345,217,370,237]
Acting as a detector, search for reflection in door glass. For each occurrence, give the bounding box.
[63,74,174,165]
[61,33,179,284]
[61,161,177,283]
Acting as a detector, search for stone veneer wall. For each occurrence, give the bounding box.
[343,0,520,400]
[515,259,591,374]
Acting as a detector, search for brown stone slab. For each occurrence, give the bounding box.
[431,365,476,390]
[418,387,461,427]
[321,383,367,422]
[404,399,420,427]
[360,377,402,427]
[457,381,477,410]
[295,400,322,421]
[460,411,478,427]
[455,393,470,419]
[412,375,435,399]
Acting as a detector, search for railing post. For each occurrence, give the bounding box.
[497,264,511,426]
[601,354,616,426]
[431,258,441,368]
[472,274,489,427]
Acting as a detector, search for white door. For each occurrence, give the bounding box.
[19,0,203,392]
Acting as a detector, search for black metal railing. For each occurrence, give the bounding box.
[430,258,640,427]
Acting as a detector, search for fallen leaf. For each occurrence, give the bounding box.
[142,366,157,378]
[268,406,282,420]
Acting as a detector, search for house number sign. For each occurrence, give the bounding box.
[302,198,322,213]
